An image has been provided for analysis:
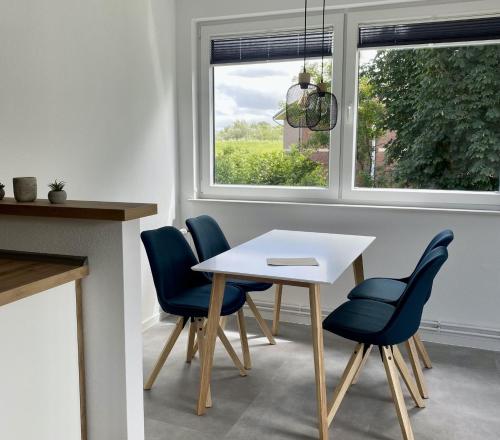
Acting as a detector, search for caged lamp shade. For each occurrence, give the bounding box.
[286,72,320,128]
[306,82,338,131]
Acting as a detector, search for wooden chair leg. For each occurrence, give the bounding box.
[186,320,197,363]
[219,316,228,330]
[245,293,276,345]
[144,316,186,390]
[327,343,365,426]
[381,346,415,440]
[351,344,372,385]
[192,340,199,359]
[414,333,433,369]
[393,346,425,408]
[217,325,247,376]
[272,284,283,336]
[195,318,212,408]
[406,338,428,399]
[237,309,251,370]
[191,318,209,359]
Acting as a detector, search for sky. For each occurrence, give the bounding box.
[213,50,377,132]
[213,59,303,131]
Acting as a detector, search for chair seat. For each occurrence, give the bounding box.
[323,299,396,345]
[227,278,273,292]
[165,284,246,317]
[347,278,407,304]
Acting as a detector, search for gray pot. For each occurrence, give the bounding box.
[48,190,67,204]
[0,187,5,200]
[13,177,37,202]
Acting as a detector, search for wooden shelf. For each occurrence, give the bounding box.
[0,197,157,221]
[0,250,89,307]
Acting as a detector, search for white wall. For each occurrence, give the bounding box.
[0,0,177,324]
[175,0,500,350]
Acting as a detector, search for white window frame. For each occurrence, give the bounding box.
[197,12,345,202]
[341,2,500,208]
[194,0,500,209]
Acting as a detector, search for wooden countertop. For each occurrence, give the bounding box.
[0,198,157,221]
[0,250,89,307]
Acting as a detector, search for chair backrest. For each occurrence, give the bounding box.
[141,226,207,310]
[185,215,231,262]
[381,246,448,345]
[415,229,454,268]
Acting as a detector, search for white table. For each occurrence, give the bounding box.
[192,229,375,439]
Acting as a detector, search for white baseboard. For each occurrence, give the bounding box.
[142,313,160,332]
[155,301,500,351]
[248,299,500,352]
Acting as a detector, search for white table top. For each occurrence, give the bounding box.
[192,229,375,285]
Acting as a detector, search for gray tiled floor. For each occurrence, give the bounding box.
[143,317,500,440]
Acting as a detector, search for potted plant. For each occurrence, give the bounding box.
[48,180,67,204]
[0,182,5,200]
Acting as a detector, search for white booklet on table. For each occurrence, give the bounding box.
[266,257,319,266]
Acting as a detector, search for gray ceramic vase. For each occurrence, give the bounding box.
[13,177,37,202]
[48,190,67,204]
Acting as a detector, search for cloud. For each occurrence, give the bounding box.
[213,60,303,130]
[216,84,281,111]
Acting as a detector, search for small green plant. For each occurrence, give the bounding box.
[0,182,5,189]
[48,180,66,191]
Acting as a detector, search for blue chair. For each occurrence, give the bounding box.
[323,247,448,440]
[348,230,454,303]
[186,215,279,352]
[346,230,453,396]
[141,226,250,397]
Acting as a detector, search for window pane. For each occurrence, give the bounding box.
[355,44,500,191]
[213,60,331,187]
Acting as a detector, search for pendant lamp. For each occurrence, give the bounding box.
[306,0,338,131]
[285,0,320,128]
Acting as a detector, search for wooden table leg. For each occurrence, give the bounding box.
[196,273,226,415]
[309,283,328,440]
[272,284,283,336]
[352,254,365,286]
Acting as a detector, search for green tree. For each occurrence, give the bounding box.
[356,75,386,185]
[217,120,282,141]
[367,45,500,191]
[305,61,333,89]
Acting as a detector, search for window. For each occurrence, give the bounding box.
[213,59,331,188]
[354,18,500,193]
[198,5,500,208]
[211,32,332,188]
[198,14,344,201]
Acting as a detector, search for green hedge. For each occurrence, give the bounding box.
[215,145,327,187]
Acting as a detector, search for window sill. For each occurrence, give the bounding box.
[187,196,500,216]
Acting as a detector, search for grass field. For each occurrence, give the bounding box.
[215,139,283,155]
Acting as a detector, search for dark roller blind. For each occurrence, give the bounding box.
[359,16,500,48]
[211,30,333,65]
